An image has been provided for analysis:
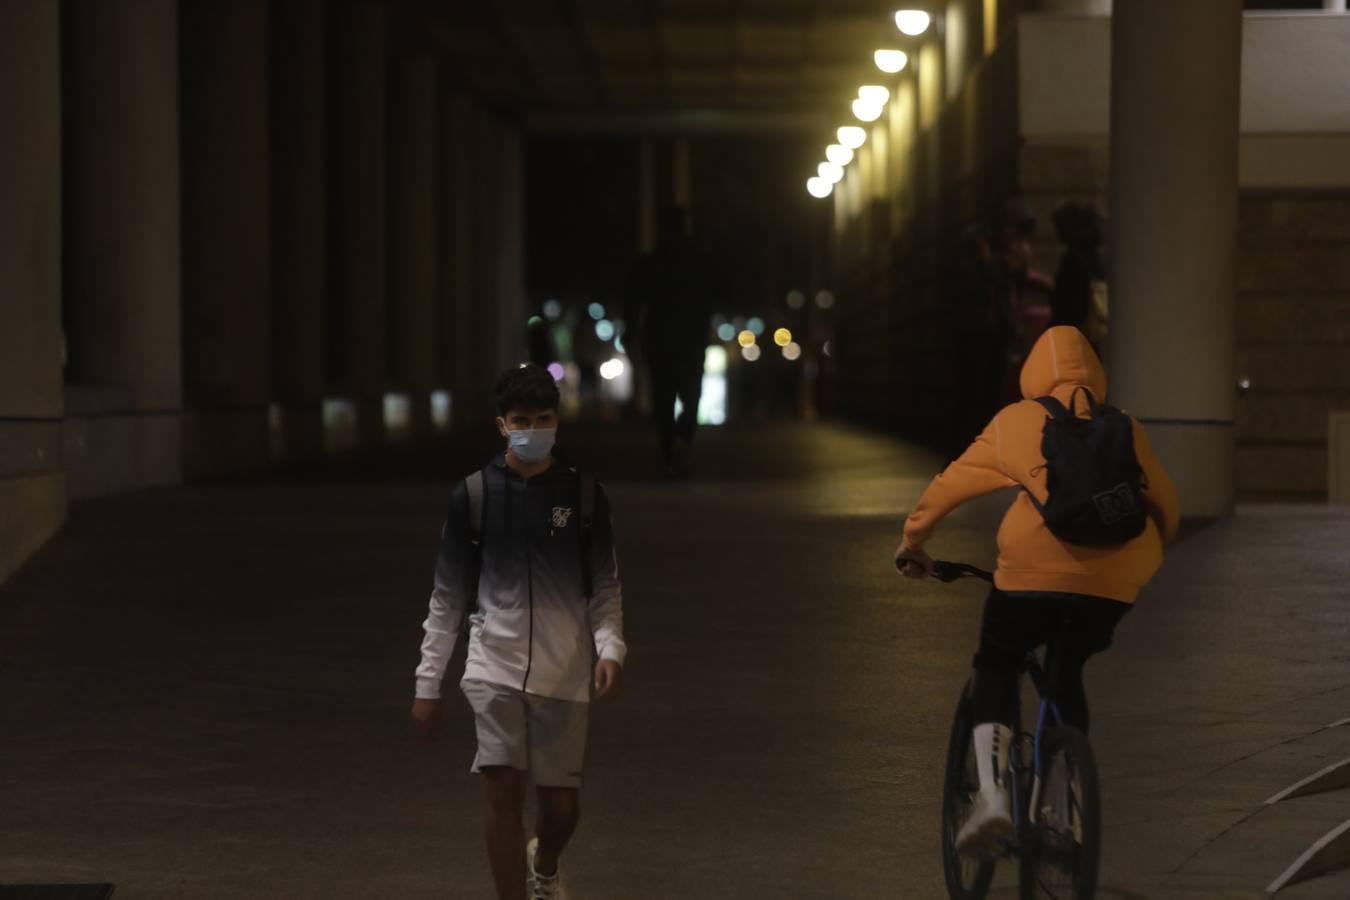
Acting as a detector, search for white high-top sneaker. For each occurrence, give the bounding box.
[527,837,569,900]
[956,723,1014,859]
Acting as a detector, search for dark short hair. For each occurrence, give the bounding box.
[496,363,560,416]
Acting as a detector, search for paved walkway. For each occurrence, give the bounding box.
[1,422,1348,898]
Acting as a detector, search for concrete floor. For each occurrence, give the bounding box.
[1,422,1349,899]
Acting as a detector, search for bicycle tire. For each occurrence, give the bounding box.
[1018,726,1100,900]
[942,682,997,900]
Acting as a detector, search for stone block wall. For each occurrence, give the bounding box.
[1235,195,1350,498]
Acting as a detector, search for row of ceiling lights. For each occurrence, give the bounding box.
[806,9,932,199]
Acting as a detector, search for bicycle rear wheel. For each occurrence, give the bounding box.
[1018,726,1100,900]
[942,683,997,900]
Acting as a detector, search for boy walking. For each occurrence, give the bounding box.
[412,364,628,900]
[896,326,1179,857]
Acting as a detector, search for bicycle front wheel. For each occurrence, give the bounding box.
[1018,726,1100,900]
[941,683,997,900]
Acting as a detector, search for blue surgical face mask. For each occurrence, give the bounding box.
[507,427,556,464]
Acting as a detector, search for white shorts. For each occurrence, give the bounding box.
[460,679,589,789]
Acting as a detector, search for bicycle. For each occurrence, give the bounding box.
[915,560,1102,900]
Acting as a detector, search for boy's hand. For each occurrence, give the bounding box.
[894,542,934,580]
[594,660,623,700]
[411,698,442,740]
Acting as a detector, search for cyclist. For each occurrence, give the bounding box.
[895,325,1179,857]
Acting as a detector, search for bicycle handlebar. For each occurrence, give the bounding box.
[895,558,995,584]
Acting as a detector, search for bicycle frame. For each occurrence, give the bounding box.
[1021,652,1065,830]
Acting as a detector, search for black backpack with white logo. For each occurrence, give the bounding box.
[1027,388,1147,547]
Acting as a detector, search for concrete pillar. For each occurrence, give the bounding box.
[62,0,181,496]
[179,0,272,478]
[436,88,477,424]
[482,119,528,383]
[1107,0,1242,518]
[638,138,657,253]
[1326,0,1347,12]
[945,1,971,100]
[0,0,65,584]
[389,55,439,438]
[269,0,326,461]
[893,78,919,227]
[328,1,388,447]
[1040,0,1113,12]
[672,138,692,208]
[917,41,944,211]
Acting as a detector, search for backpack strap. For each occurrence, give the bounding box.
[1068,385,1100,417]
[1026,398,1068,517]
[466,469,486,547]
[578,472,596,600]
[1034,395,1072,421]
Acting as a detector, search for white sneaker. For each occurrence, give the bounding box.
[527,837,569,900]
[956,788,1014,859]
[956,722,1015,859]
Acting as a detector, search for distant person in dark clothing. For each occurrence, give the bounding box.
[627,206,721,478]
[948,227,1001,446]
[1050,203,1106,332]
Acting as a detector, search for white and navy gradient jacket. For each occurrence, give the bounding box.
[415,454,627,703]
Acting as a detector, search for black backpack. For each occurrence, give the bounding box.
[1027,388,1147,547]
[464,468,598,600]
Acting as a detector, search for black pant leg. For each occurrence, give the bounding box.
[649,363,677,464]
[971,589,1050,726]
[1047,597,1130,733]
[675,359,704,443]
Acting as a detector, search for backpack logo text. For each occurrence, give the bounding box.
[1092,483,1140,526]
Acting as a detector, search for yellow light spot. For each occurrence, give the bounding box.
[773,328,792,347]
[737,330,757,348]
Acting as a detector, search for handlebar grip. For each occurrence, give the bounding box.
[931,561,995,584]
[895,558,994,583]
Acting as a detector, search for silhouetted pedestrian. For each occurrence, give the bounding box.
[1050,203,1105,333]
[627,206,722,477]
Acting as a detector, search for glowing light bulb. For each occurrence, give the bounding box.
[858,85,891,106]
[852,98,883,122]
[826,144,853,166]
[874,49,908,73]
[895,9,932,36]
[837,126,866,149]
[806,176,832,198]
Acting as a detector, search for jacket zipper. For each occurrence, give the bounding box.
[522,480,535,693]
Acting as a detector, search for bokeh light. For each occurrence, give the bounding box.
[826,144,853,167]
[874,49,908,73]
[895,10,932,36]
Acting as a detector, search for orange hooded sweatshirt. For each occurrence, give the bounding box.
[903,326,1180,603]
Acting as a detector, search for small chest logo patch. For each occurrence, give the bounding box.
[552,506,574,529]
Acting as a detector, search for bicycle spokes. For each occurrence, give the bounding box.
[1021,730,1099,900]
